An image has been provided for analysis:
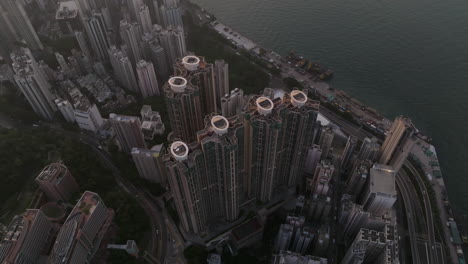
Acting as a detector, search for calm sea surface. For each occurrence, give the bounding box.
[192,0,468,212]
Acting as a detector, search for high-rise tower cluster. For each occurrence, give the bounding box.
[162,82,320,234]
[174,55,217,116]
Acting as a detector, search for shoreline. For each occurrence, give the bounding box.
[185,1,465,262]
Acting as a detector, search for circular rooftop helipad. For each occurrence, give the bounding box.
[168,77,187,92]
[211,115,229,135]
[290,90,307,107]
[170,141,189,161]
[256,96,274,115]
[182,56,200,71]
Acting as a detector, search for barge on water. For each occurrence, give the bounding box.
[286,51,334,80]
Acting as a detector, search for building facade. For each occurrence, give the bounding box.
[73,101,104,132]
[221,88,244,118]
[197,114,245,221]
[345,160,373,197]
[138,4,152,33]
[55,98,76,123]
[318,126,335,159]
[157,26,186,66]
[242,95,282,202]
[163,76,204,142]
[214,60,229,110]
[136,60,160,97]
[119,19,143,65]
[109,113,147,152]
[74,31,92,59]
[132,145,167,185]
[141,32,170,81]
[174,55,217,116]
[108,45,139,92]
[83,11,111,61]
[304,145,322,176]
[341,225,399,264]
[0,0,43,50]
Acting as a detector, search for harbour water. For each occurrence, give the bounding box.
[191,0,468,212]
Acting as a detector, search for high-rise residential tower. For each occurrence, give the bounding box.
[358,137,380,162]
[101,7,113,30]
[126,0,142,22]
[35,163,80,202]
[163,141,208,234]
[341,136,358,170]
[221,88,244,118]
[55,98,76,123]
[157,26,186,65]
[138,4,152,33]
[163,76,204,142]
[109,113,147,152]
[341,225,399,264]
[345,160,373,197]
[318,126,335,159]
[132,145,167,185]
[141,32,170,81]
[11,49,57,120]
[48,191,114,264]
[136,60,160,97]
[162,0,183,28]
[83,11,111,61]
[214,60,230,110]
[197,114,245,221]
[242,94,282,202]
[362,164,397,216]
[119,19,143,65]
[304,145,322,176]
[152,0,164,26]
[108,45,139,92]
[0,0,43,50]
[308,160,335,196]
[378,116,417,172]
[174,55,217,116]
[0,210,52,263]
[74,31,92,58]
[73,100,105,132]
[275,90,320,187]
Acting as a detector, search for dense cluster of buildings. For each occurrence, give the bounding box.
[103,39,418,262]
[0,0,427,263]
[112,54,323,236]
[1,0,185,128]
